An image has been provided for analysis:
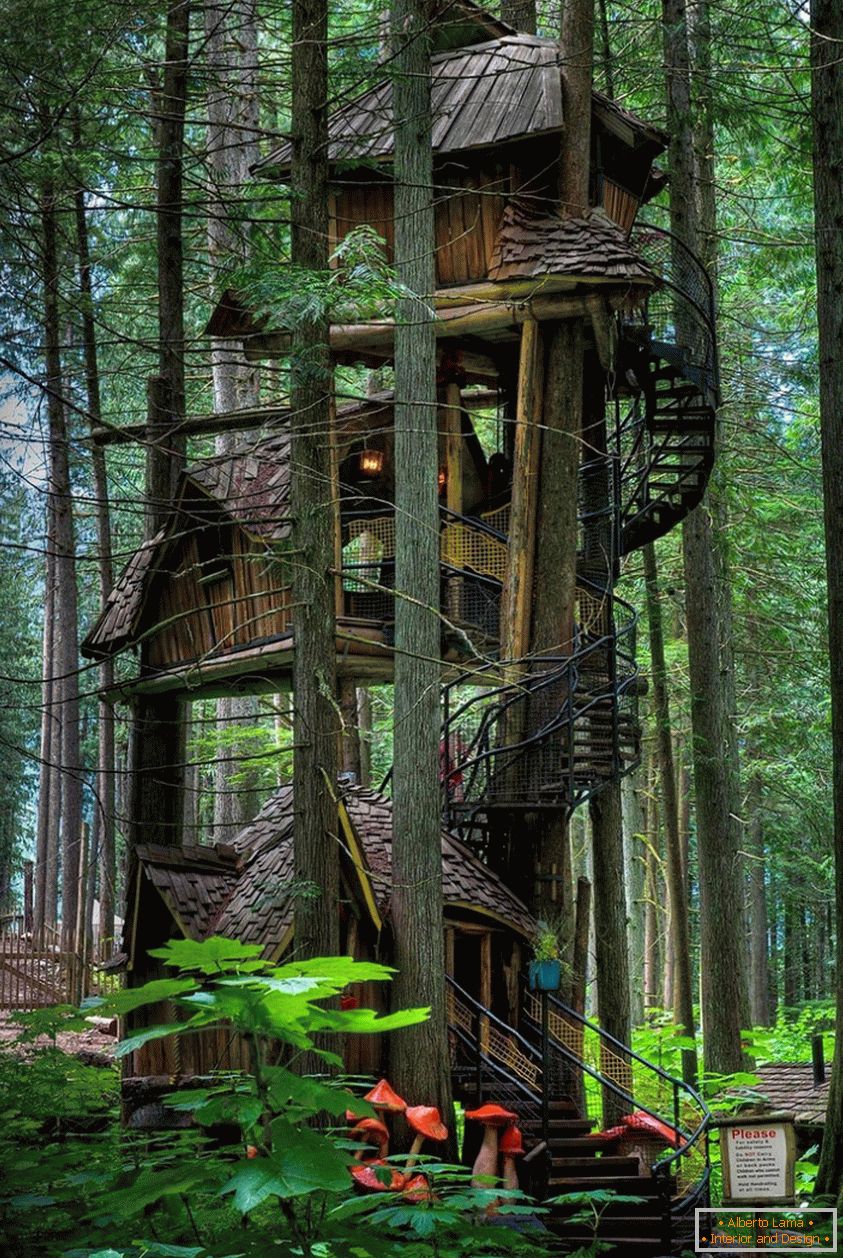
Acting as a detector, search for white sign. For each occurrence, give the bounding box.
[723,1124,789,1202]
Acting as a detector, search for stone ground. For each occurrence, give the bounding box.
[0,1010,116,1065]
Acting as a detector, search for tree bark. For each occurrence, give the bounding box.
[34,530,57,935]
[622,769,646,1026]
[591,782,631,1121]
[40,178,83,953]
[810,0,843,1198]
[643,542,697,1081]
[663,0,747,1075]
[388,0,454,1142]
[204,0,263,841]
[74,144,116,947]
[290,0,339,960]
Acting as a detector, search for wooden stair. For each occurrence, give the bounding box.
[523,1102,674,1255]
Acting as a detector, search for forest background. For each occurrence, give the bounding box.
[0,0,827,1038]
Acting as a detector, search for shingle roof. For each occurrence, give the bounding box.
[256,36,665,178]
[726,1062,831,1127]
[133,785,535,960]
[488,202,658,286]
[187,432,292,544]
[83,529,167,659]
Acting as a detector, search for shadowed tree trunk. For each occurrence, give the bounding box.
[388,0,454,1142]
[811,0,843,1199]
[74,137,116,947]
[204,0,262,841]
[622,769,646,1025]
[663,0,747,1074]
[643,541,697,1081]
[290,0,339,960]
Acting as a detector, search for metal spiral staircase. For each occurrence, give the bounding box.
[447,975,711,1256]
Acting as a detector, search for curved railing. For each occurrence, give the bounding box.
[440,580,640,827]
[522,990,710,1201]
[628,220,719,405]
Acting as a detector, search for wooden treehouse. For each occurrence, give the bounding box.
[87,6,719,1253]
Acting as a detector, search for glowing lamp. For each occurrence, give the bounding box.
[358,448,384,477]
[438,468,447,492]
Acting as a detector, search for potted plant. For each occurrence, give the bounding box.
[529,922,562,992]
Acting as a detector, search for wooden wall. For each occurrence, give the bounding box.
[145,521,292,672]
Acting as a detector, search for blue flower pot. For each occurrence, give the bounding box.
[529,959,561,992]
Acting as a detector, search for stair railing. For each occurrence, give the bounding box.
[522,989,710,1210]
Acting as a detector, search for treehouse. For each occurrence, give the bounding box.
[91,7,722,1247]
[119,784,534,1086]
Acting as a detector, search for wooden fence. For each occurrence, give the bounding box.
[0,926,120,1011]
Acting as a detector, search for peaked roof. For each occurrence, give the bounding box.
[131,785,535,962]
[255,35,666,176]
[488,203,658,285]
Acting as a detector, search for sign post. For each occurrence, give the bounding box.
[712,1112,797,1207]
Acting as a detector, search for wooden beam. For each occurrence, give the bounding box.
[442,379,464,517]
[239,290,622,363]
[91,402,292,447]
[585,293,618,372]
[479,930,492,1055]
[499,317,544,665]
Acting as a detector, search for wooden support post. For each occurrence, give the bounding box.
[23,861,33,935]
[328,388,344,619]
[444,925,455,978]
[440,377,464,620]
[127,694,186,852]
[585,293,617,373]
[500,318,543,666]
[479,930,492,1055]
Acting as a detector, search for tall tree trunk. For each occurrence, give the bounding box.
[204,0,262,841]
[591,783,631,1122]
[810,0,843,1198]
[74,143,116,947]
[663,0,747,1074]
[388,0,454,1140]
[290,0,339,961]
[41,179,83,953]
[746,770,770,1026]
[643,542,697,1080]
[622,769,646,1025]
[34,532,58,934]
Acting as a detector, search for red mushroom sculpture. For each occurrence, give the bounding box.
[363,1079,407,1119]
[465,1103,517,1188]
[348,1116,390,1161]
[350,1161,406,1192]
[402,1173,434,1203]
[405,1105,448,1169]
[499,1124,525,1195]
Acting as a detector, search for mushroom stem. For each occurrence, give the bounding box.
[501,1153,519,1194]
[471,1124,500,1188]
[405,1133,425,1171]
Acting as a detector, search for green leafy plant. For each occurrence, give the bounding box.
[531,922,561,964]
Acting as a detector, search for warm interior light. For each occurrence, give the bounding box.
[438,468,447,491]
[359,448,384,477]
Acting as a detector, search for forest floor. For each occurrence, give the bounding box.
[0,1010,116,1064]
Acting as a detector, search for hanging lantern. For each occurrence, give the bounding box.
[358,448,384,477]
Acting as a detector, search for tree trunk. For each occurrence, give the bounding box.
[388,0,454,1142]
[290,0,339,961]
[643,542,697,1080]
[663,0,747,1075]
[339,678,362,781]
[622,769,646,1025]
[74,144,116,947]
[811,0,843,1198]
[357,688,372,787]
[591,782,632,1123]
[34,531,57,935]
[747,774,770,1026]
[204,0,263,841]
[40,178,83,953]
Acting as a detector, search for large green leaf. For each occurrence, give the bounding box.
[149,936,265,973]
[310,1007,430,1034]
[87,978,198,1017]
[263,1067,374,1119]
[220,1122,350,1209]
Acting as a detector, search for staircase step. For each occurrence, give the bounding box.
[547,1175,671,1196]
[550,1156,643,1177]
[552,1213,667,1236]
[546,1135,617,1154]
[522,1118,596,1136]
